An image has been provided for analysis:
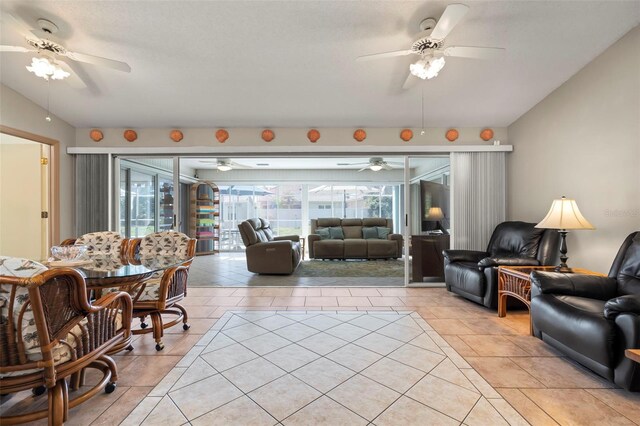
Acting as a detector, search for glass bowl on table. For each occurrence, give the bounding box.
[50,245,88,261]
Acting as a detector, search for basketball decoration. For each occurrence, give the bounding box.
[214,129,228,143]
[170,129,183,142]
[445,129,459,142]
[262,129,275,142]
[307,129,320,143]
[123,129,137,142]
[400,129,413,142]
[89,129,103,142]
[353,129,366,142]
[480,128,494,141]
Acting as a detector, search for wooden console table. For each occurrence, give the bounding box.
[498,266,604,335]
[411,234,450,282]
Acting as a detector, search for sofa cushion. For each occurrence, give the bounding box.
[344,239,367,258]
[363,218,388,227]
[317,218,341,227]
[487,222,545,258]
[343,226,362,239]
[342,218,363,226]
[367,240,398,258]
[317,228,330,240]
[314,240,344,258]
[362,227,378,240]
[256,230,269,242]
[329,227,345,240]
[376,227,391,239]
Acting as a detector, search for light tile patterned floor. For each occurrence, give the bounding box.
[122,310,523,425]
[3,286,640,425]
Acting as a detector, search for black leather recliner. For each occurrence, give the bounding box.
[443,221,560,309]
[530,231,640,391]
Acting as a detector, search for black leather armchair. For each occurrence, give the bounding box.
[443,221,560,309]
[531,231,640,391]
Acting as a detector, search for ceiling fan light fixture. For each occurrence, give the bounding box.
[369,164,383,172]
[217,163,232,172]
[26,56,70,80]
[410,55,446,80]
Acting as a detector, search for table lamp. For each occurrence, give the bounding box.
[535,196,595,273]
[425,207,445,233]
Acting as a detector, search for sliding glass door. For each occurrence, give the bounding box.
[405,156,451,286]
[117,157,181,238]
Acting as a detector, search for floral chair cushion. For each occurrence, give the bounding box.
[139,231,191,258]
[76,231,125,255]
[1,257,48,361]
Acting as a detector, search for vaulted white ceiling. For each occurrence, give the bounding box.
[0,1,638,128]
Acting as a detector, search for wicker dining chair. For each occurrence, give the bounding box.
[0,256,132,425]
[127,231,196,351]
[60,231,128,256]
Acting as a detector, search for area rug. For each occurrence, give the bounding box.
[121,310,523,424]
[293,259,406,278]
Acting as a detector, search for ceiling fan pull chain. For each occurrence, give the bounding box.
[45,79,52,122]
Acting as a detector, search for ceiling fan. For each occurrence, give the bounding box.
[198,159,250,172]
[337,157,402,172]
[0,12,131,89]
[357,3,504,88]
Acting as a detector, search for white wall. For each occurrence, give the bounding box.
[0,84,76,241]
[507,26,640,274]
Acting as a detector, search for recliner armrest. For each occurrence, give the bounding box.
[388,233,403,241]
[604,295,640,319]
[274,235,300,242]
[478,257,540,268]
[442,250,487,263]
[530,271,617,300]
[247,240,295,257]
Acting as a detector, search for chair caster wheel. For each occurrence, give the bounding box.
[155,343,164,351]
[32,386,46,396]
[126,345,134,351]
[105,382,116,394]
[140,322,148,329]
[183,323,190,330]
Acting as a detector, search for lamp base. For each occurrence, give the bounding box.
[554,265,573,273]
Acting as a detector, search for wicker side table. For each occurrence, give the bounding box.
[497,266,604,335]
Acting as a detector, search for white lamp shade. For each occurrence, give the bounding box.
[536,197,595,230]
[426,207,444,220]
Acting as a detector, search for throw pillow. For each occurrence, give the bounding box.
[376,227,391,239]
[329,227,345,240]
[362,227,379,240]
[317,228,330,240]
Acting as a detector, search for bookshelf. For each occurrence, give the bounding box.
[189,182,220,255]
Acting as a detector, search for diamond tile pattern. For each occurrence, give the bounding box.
[127,311,514,425]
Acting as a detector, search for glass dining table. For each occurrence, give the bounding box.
[55,254,190,291]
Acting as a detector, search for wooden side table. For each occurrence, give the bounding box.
[498,266,604,335]
[626,349,640,364]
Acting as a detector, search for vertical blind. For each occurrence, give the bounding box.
[451,152,506,250]
[75,154,109,235]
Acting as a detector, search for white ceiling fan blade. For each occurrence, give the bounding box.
[0,45,35,52]
[444,46,505,59]
[357,166,370,172]
[430,4,470,40]
[381,163,393,170]
[356,50,413,62]
[57,60,87,89]
[63,50,131,72]
[3,12,40,40]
